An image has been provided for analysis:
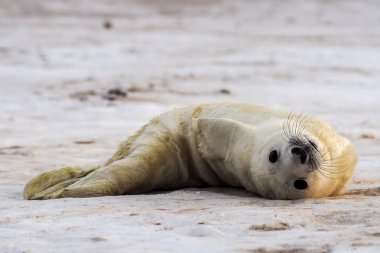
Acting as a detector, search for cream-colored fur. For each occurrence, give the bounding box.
[24,103,357,200]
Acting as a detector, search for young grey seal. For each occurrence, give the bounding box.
[24,103,357,200]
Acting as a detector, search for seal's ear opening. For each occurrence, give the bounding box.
[195,118,255,163]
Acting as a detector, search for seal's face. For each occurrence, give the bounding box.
[269,136,320,188]
[262,133,324,199]
[255,117,357,200]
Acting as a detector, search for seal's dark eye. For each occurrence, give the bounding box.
[293,179,308,190]
[269,150,278,163]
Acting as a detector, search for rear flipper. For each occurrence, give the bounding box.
[24,131,180,199]
[24,166,98,200]
[24,118,184,200]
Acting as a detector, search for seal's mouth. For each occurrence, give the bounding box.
[293,179,308,190]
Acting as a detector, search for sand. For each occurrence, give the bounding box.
[0,0,379,252]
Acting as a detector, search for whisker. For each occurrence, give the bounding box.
[282,118,291,141]
[321,162,354,168]
[319,166,349,174]
[287,111,296,138]
[294,112,304,137]
[290,112,298,138]
[299,115,312,136]
[316,168,337,179]
[322,156,352,163]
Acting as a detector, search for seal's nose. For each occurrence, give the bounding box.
[291,146,309,164]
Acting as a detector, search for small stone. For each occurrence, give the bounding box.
[249,222,290,231]
[91,236,106,242]
[360,133,376,139]
[219,88,231,94]
[103,20,113,29]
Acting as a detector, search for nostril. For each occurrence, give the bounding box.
[293,179,308,190]
[291,147,308,164]
[300,152,307,164]
[291,147,301,154]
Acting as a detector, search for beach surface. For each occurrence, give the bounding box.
[0,1,379,252]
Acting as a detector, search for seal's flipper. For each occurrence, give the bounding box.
[24,166,98,200]
[196,118,255,165]
[57,146,174,198]
[29,178,79,200]
[25,127,183,199]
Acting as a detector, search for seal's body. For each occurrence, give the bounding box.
[24,103,357,200]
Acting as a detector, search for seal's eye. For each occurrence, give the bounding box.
[293,179,308,190]
[269,150,278,163]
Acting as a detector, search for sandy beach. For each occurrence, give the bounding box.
[0,0,379,252]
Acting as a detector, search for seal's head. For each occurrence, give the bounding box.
[196,113,357,200]
[255,114,357,199]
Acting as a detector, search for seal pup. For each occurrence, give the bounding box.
[24,103,357,200]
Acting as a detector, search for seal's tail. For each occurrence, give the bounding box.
[24,166,98,200]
